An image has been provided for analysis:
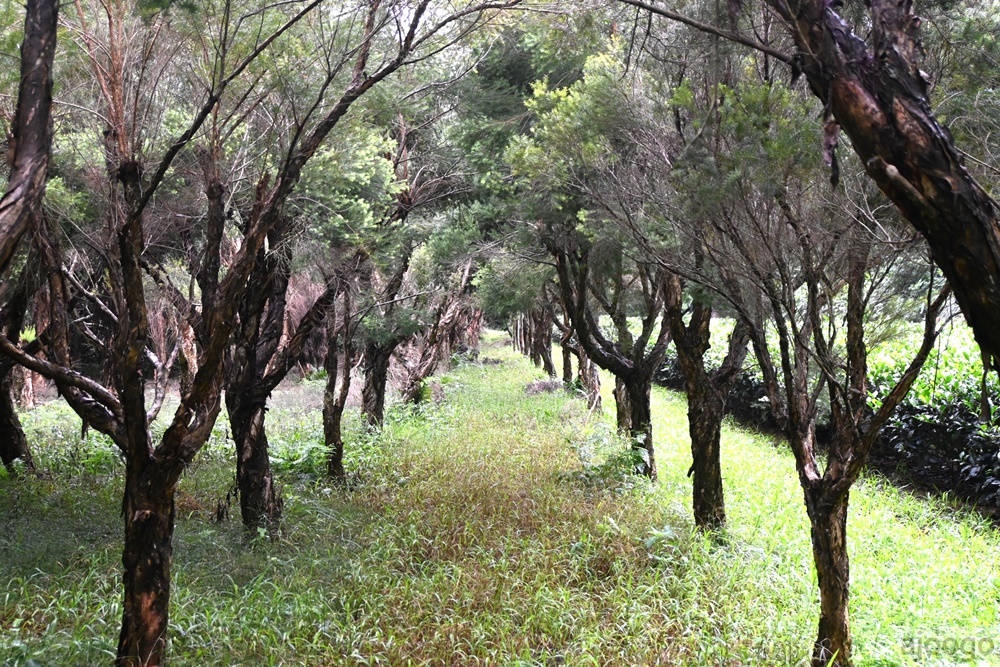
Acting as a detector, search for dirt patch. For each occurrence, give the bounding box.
[526,379,563,396]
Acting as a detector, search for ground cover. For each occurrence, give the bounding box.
[2,335,999,666]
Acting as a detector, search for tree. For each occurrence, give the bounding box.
[0,0,57,275]
[0,0,58,474]
[664,278,750,530]
[713,192,948,667]
[0,0,435,660]
[619,0,1000,386]
[0,263,38,473]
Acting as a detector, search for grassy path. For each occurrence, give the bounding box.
[2,335,1000,665]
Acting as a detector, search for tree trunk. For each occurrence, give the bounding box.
[761,0,1000,368]
[0,0,57,276]
[323,388,347,481]
[324,379,347,479]
[625,376,656,480]
[228,400,280,532]
[685,380,726,529]
[805,489,852,667]
[748,324,788,430]
[324,301,352,480]
[614,376,633,434]
[561,341,573,386]
[362,341,394,427]
[0,361,34,473]
[116,457,174,667]
[579,352,601,412]
[539,341,555,377]
[531,308,555,377]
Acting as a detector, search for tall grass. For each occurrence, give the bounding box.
[2,334,999,665]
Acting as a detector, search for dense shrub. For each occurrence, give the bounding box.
[654,320,1000,509]
[873,404,1000,506]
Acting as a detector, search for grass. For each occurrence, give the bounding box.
[2,332,1000,666]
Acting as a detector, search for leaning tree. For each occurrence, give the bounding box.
[617,0,1000,388]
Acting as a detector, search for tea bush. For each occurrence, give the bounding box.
[654,318,1000,507]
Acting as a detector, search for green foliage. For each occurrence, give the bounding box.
[473,256,550,321]
[0,0,23,95]
[453,21,595,197]
[42,177,90,226]
[868,323,998,415]
[507,48,629,206]
[295,120,401,247]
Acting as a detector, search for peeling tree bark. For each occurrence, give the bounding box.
[361,340,397,427]
[620,0,1000,371]
[0,0,57,276]
[324,291,353,480]
[0,0,59,472]
[760,0,1000,367]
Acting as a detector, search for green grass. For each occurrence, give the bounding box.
[2,333,1000,666]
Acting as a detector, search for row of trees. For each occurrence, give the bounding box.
[2,1,1000,666]
[0,0,512,664]
[486,2,1000,666]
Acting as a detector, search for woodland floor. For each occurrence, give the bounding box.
[2,333,1000,666]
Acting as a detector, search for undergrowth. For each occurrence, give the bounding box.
[1,334,999,666]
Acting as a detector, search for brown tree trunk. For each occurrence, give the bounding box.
[529,307,555,377]
[324,372,348,480]
[226,347,282,532]
[578,351,601,412]
[666,275,752,530]
[614,376,633,434]
[763,0,1000,368]
[0,0,57,276]
[116,454,174,667]
[625,376,656,480]
[362,341,394,427]
[222,225,289,533]
[324,295,352,480]
[561,341,573,385]
[0,361,34,473]
[805,489,852,667]
[748,323,788,430]
[228,400,280,532]
[0,267,35,474]
[685,381,726,529]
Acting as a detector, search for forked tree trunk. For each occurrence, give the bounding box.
[668,286,752,530]
[531,310,556,377]
[748,324,788,430]
[223,228,287,533]
[117,453,174,667]
[805,489,852,667]
[0,362,34,473]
